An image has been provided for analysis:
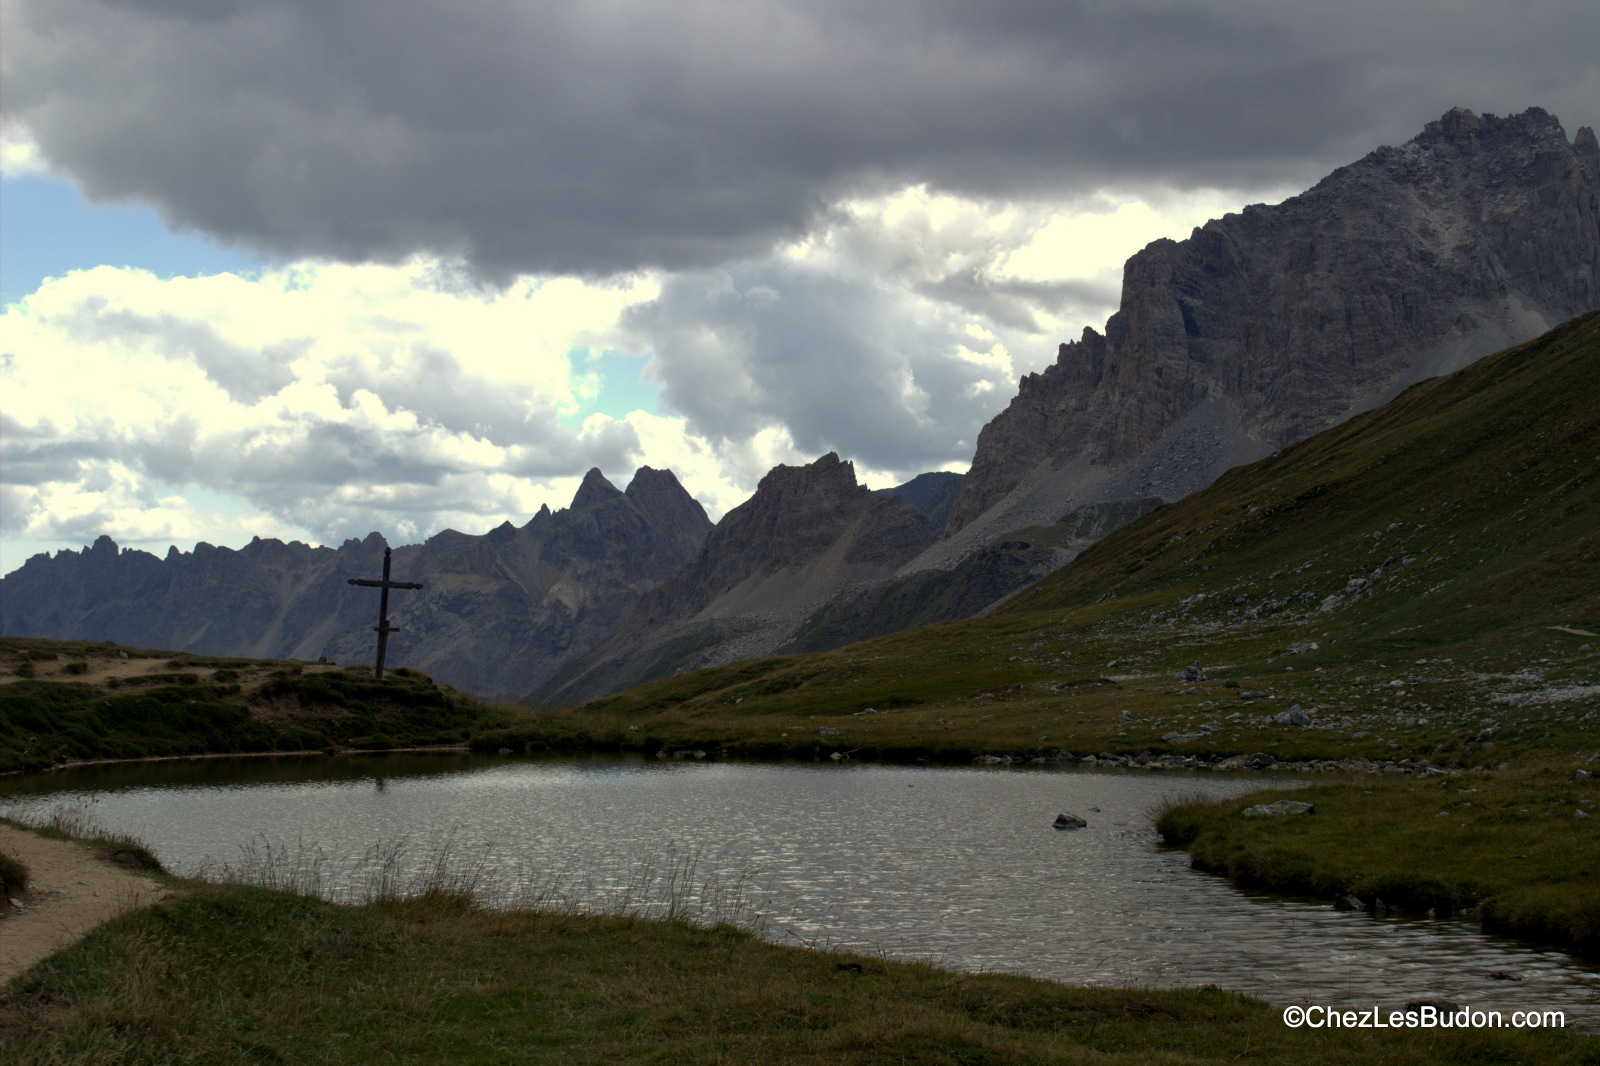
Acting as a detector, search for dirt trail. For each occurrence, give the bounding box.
[0,825,167,986]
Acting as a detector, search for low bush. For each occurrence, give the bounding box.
[0,848,28,896]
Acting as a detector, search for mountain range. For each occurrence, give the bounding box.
[4,107,1597,702]
[0,467,710,699]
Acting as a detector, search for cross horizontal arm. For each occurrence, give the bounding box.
[347,579,425,589]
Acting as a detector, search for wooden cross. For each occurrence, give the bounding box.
[346,547,423,679]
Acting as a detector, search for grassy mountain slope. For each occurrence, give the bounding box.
[492,311,1600,954]
[509,311,1599,763]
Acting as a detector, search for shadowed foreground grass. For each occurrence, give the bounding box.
[3,880,1596,1065]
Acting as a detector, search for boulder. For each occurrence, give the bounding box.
[1333,894,1365,911]
[1176,663,1206,683]
[1274,705,1311,726]
[1052,813,1088,829]
[1241,799,1315,817]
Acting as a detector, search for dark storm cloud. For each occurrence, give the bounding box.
[6,0,1596,279]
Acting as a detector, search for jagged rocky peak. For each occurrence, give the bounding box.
[708,452,934,565]
[560,465,710,531]
[623,466,714,541]
[570,467,625,511]
[677,453,932,595]
[756,451,860,497]
[624,465,701,512]
[944,106,1600,537]
[532,452,941,703]
[1577,124,1600,164]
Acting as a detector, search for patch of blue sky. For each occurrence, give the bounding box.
[559,347,659,428]
[1,174,265,306]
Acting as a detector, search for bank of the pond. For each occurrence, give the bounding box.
[0,822,1591,1065]
[1156,765,1600,958]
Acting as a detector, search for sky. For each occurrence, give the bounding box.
[3,1,1598,575]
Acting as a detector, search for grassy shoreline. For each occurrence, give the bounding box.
[2,820,1594,1064]
[1155,767,1600,957]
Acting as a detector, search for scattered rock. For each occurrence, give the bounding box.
[1576,770,1592,780]
[1241,799,1314,817]
[1176,663,1206,683]
[819,727,840,736]
[496,747,512,755]
[1274,705,1311,726]
[1239,690,1267,700]
[1373,898,1391,917]
[1052,813,1088,829]
[1577,809,1590,819]
[1488,971,1522,981]
[1333,894,1364,911]
[834,961,882,974]
[1117,709,1133,724]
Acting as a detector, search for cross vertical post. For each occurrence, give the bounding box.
[346,547,424,679]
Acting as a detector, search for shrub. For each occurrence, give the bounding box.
[0,848,28,896]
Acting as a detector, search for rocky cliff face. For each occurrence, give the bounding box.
[945,107,1600,539]
[0,467,711,699]
[534,453,935,704]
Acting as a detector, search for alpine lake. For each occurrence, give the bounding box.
[4,752,1596,1028]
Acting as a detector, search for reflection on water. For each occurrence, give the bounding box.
[5,754,1597,1026]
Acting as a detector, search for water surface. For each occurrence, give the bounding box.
[5,753,1595,1026]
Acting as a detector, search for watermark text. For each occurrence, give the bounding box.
[1282,1004,1564,1029]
